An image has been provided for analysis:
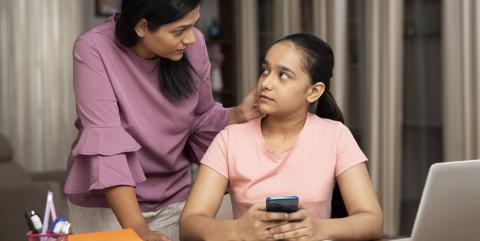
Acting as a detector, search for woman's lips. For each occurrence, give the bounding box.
[259,94,274,101]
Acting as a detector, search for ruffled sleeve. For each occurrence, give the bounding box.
[64,36,146,194]
[72,127,141,156]
[65,126,146,192]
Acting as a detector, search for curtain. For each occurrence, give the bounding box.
[235,0,259,98]
[312,0,349,118]
[272,0,302,40]
[442,0,480,161]
[364,0,404,236]
[236,0,302,98]
[0,0,83,172]
[313,0,404,235]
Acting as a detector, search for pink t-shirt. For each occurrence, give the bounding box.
[201,113,367,219]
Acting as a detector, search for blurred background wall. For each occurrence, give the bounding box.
[0,0,82,171]
[0,0,479,238]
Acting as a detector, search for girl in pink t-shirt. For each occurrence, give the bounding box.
[180,34,383,241]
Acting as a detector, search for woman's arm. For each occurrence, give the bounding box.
[105,186,170,241]
[105,186,148,231]
[69,38,168,240]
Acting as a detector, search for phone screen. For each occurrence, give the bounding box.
[266,196,299,213]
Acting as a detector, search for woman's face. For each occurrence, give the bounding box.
[256,42,315,116]
[137,5,200,61]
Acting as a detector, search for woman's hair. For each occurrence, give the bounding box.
[276,33,344,123]
[115,0,202,100]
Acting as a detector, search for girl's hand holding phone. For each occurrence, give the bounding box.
[269,204,326,241]
[235,203,289,241]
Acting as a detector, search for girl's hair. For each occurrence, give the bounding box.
[115,0,202,100]
[276,33,344,123]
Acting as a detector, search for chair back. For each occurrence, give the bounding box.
[330,182,348,218]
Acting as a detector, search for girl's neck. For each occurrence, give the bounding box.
[261,112,308,150]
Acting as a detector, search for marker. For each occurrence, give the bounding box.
[25,210,43,233]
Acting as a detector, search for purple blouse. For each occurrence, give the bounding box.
[64,17,230,212]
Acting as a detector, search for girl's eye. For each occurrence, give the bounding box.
[261,68,269,76]
[279,72,289,80]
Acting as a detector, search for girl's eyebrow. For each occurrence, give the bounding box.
[277,64,296,78]
[263,60,296,76]
[278,65,294,73]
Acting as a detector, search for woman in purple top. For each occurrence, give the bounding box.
[63,1,261,240]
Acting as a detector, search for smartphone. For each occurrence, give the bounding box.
[266,196,299,213]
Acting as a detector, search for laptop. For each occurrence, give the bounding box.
[394,159,480,241]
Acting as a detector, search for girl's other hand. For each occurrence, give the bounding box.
[269,204,325,241]
[235,203,289,241]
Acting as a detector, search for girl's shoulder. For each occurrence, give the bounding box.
[307,113,351,138]
[221,118,261,138]
[308,113,345,129]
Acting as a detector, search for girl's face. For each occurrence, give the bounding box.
[257,42,323,116]
[135,5,200,61]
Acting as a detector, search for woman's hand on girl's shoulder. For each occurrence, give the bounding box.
[240,88,264,121]
[229,88,264,125]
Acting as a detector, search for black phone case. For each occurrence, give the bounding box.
[266,197,299,213]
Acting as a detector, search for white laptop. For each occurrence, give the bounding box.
[394,159,480,241]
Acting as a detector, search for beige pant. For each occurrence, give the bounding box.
[68,201,185,241]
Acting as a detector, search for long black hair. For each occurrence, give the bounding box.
[115,0,202,100]
[276,33,344,123]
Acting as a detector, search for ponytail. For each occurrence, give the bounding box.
[316,90,344,123]
[276,33,343,123]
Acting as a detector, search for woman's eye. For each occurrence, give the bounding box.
[173,29,184,36]
[261,69,269,76]
[279,73,289,80]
